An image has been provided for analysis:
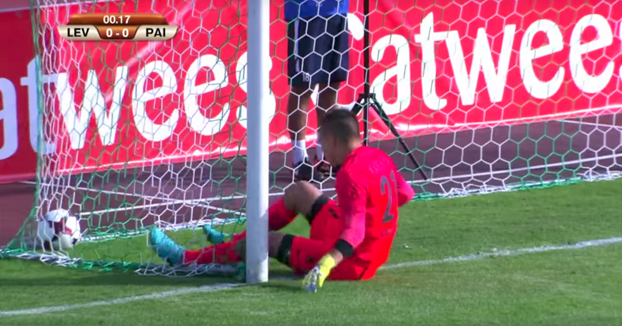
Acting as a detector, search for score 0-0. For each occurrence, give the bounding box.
[57,13,177,41]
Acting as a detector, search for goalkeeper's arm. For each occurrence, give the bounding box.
[306,172,368,285]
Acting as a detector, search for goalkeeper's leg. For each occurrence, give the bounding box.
[151,181,322,266]
[203,192,302,244]
[283,236,366,281]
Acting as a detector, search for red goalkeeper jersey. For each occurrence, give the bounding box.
[335,146,415,267]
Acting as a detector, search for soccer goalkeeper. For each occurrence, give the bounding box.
[300,109,415,291]
[149,109,414,286]
[150,180,361,280]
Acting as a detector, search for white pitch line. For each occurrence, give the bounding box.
[0,283,243,317]
[381,237,622,270]
[1,236,621,317]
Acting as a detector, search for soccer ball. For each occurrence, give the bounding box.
[37,209,82,250]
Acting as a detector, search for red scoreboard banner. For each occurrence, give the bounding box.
[0,0,621,181]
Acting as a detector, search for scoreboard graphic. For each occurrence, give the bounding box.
[57,14,178,41]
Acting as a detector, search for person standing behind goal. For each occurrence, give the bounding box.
[285,0,350,182]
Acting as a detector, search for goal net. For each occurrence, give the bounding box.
[2,0,621,275]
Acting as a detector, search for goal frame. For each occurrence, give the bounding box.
[245,0,270,284]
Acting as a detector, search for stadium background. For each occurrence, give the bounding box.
[0,0,620,248]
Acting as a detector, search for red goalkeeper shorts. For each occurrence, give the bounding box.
[285,196,378,281]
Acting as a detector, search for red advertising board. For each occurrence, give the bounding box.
[1,0,621,181]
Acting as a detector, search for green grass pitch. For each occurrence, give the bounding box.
[0,179,621,326]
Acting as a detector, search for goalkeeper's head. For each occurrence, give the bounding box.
[318,108,361,167]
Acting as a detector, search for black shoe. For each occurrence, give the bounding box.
[294,159,326,183]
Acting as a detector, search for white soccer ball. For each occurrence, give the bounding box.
[37,209,82,250]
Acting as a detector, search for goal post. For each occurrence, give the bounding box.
[2,0,273,277]
[0,0,621,278]
[245,0,270,284]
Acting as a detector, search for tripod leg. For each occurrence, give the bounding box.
[363,102,369,146]
[350,98,363,116]
[370,98,428,181]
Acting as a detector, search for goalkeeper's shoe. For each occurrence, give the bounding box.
[294,158,326,183]
[149,228,184,266]
[202,225,227,244]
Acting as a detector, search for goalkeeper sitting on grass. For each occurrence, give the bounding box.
[149,109,415,291]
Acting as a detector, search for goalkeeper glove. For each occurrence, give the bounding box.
[302,254,337,293]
